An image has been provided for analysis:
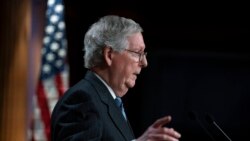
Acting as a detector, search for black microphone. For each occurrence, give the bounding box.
[188,111,216,141]
[205,114,232,141]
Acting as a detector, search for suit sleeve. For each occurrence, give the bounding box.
[51,90,103,141]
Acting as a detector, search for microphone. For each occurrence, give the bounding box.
[205,114,232,141]
[188,111,216,141]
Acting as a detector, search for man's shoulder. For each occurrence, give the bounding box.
[66,79,95,95]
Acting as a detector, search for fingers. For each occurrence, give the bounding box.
[150,127,181,139]
[137,116,181,141]
[152,115,172,128]
[163,128,181,139]
[150,116,181,141]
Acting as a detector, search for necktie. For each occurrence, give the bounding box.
[114,97,127,120]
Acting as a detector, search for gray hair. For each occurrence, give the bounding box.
[83,15,143,69]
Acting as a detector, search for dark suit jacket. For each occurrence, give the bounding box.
[51,71,135,141]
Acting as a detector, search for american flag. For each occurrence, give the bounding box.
[30,0,69,140]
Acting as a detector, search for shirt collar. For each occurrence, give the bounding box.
[93,72,117,99]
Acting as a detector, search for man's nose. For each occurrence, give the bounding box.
[140,55,148,68]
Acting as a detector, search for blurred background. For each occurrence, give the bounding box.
[0,0,249,141]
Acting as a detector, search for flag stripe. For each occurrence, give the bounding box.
[55,73,64,97]
[43,75,59,114]
[36,81,51,140]
[32,94,47,141]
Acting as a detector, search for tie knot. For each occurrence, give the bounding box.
[115,97,123,108]
[114,97,127,120]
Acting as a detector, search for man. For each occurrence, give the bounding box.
[51,15,181,141]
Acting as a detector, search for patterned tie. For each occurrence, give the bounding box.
[114,97,127,121]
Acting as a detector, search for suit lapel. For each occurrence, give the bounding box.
[85,71,135,141]
[107,101,135,141]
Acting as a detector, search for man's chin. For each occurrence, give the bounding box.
[126,81,136,88]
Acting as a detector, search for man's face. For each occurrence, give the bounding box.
[109,32,148,97]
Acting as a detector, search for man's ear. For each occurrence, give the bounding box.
[103,47,113,66]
